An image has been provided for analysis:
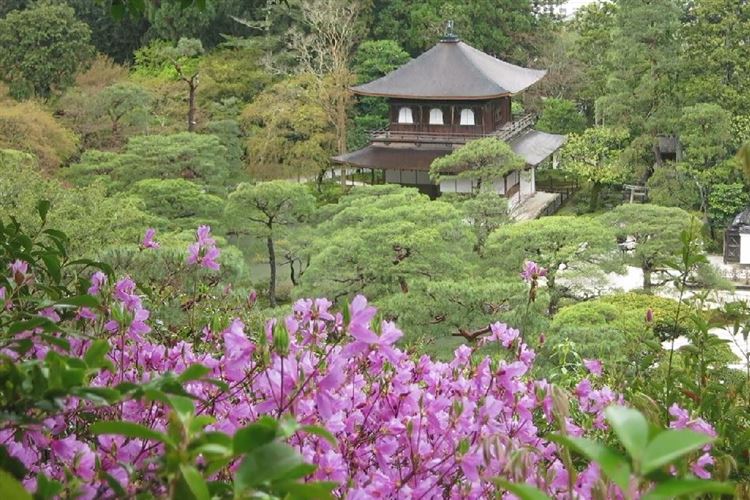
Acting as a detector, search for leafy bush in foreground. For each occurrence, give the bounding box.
[0,207,729,498]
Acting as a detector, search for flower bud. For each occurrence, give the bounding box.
[646,308,654,323]
[247,290,257,309]
[273,323,289,356]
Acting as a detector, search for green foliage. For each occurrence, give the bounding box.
[95,82,152,134]
[595,0,681,139]
[430,137,526,185]
[569,1,617,116]
[679,103,733,172]
[204,119,245,166]
[92,401,335,500]
[535,98,586,135]
[560,127,630,210]
[680,0,750,114]
[484,216,616,312]
[0,149,153,256]
[66,132,241,195]
[646,164,702,210]
[200,44,273,105]
[552,406,732,497]
[56,65,151,150]
[66,0,150,63]
[144,0,256,49]
[241,74,335,180]
[455,192,509,254]
[298,185,475,303]
[0,101,78,171]
[371,0,550,62]
[0,3,94,98]
[349,39,410,150]
[708,183,749,229]
[225,181,316,307]
[544,293,688,377]
[128,179,225,230]
[352,39,411,84]
[599,204,695,291]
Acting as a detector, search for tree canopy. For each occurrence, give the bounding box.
[0,3,94,98]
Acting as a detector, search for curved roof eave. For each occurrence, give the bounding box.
[349,89,512,100]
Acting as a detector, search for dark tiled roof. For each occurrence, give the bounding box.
[351,40,547,99]
[332,130,566,172]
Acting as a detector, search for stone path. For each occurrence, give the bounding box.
[511,191,561,221]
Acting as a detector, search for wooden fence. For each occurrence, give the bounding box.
[536,181,579,217]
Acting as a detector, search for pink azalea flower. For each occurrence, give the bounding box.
[88,271,107,295]
[520,260,547,282]
[691,453,714,479]
[480,322,520,348]
[76,307,97,321]
[9,259,32,286]
[583,359,603,377]
[140,228,160,249]
[186,226,221,271]
[222,319,255,381]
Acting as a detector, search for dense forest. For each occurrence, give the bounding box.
[2,0,750,497]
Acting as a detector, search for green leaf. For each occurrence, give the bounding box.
[277,416,300,438]
[234,441,305,490]
[233,417,279,454]
[166,394,195,425]
[103,472,127,498]
[8,318,57,335]
[36,200,50,224]
[179,464,210,500]
[56,295,100,308]
[549,435,631,491]
[178,364,210,383]
[0,469,31,500]
[34,473,62,500]
[40,254,60,283]
[71,387,121,405]
[90,421,175,448]
[642,479,735,499]
[274,480,337,499]
[605,405,650,463]
[83,340,110,368]
[641,429,715,475]
[492,479,552,500]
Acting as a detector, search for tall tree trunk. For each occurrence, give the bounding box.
[589,182,603,212]
[187,78,197,132]
[643,267,653,293]
[267,235,277,307]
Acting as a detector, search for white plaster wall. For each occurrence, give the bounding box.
[741,233,750,264]
[520,169,533,196]
[492,180,505,194]
[416,171,431,184]
[385,170,400,183]
[401,170,417,184]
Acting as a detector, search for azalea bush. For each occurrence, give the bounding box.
[0,205,731,498]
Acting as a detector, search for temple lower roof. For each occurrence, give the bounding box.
[333,129,566,173]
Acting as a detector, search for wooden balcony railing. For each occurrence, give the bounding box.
[369,114,536,145]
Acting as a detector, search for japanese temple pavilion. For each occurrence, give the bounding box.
[333,28,566,202]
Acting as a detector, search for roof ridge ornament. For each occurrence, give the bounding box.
[441,20,459,43]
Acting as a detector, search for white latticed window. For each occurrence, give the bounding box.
[398,107,414,124]
[429,108,444,125]
[459,108,475,126]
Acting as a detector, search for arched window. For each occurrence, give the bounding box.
[459,108,475,126]
[398,107,414,124]
[429,108,444,125]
